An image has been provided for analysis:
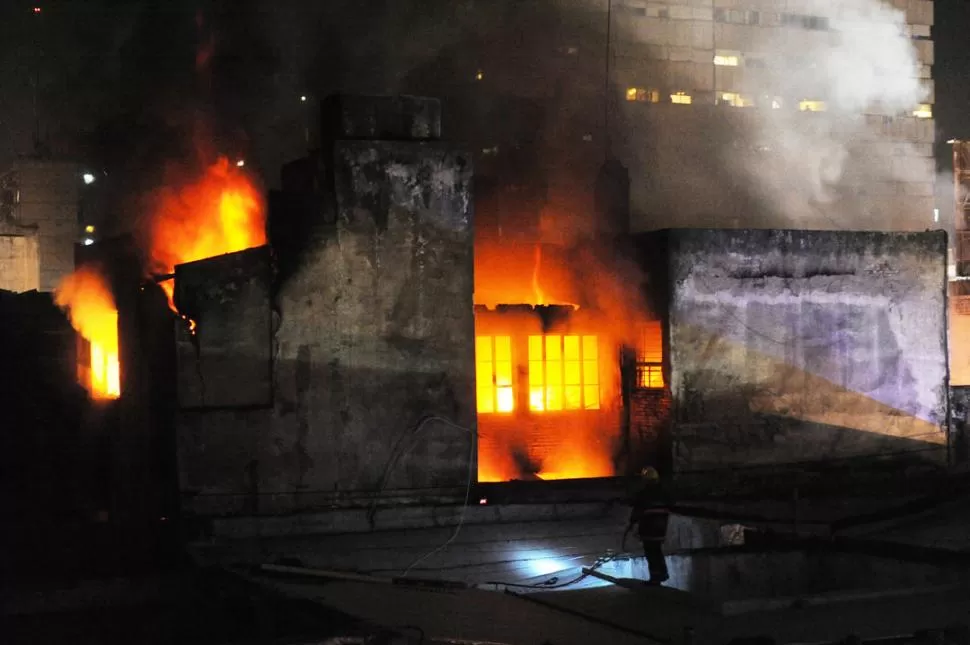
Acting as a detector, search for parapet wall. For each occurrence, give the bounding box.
[661,228,949,476]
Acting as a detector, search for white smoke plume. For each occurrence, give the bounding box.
[740,1,931,226]
[610,0,935,231]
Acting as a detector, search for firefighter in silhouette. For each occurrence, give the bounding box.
[626,466,671,585]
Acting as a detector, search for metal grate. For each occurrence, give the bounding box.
[636,363,664,389]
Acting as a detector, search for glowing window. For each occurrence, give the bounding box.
[718,92,754,107]
[626,87,659,103]
[671,92,692,105]
[636,321,664,389]
[913,104,933,119]
[90,338,121,399]
[714,51,740,67]
[529,335,599,412]
[799,100,827,112]
[476,336,514,414]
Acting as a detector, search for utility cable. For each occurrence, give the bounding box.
[386,416,476,578]
[368,414,473,526]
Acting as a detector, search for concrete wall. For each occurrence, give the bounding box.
[949,386,970,465]
[0,234,39,292]
[629,388,672,473]
[657,229,948,474]
[174,247,273,409]
[176,98,476,516]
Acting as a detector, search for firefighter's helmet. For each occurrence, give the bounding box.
[640,466,660,481]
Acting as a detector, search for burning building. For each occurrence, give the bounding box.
[7,89,953,598]
[163,91,951,526]
[174,95,476,515]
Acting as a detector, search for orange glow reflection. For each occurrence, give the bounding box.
[475,241,578,309]
[531,245,546,305]
[54,265,120,400]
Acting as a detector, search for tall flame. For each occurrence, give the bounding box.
[531,245,546,305]
[145,156,266,311]
[54,265,120,400]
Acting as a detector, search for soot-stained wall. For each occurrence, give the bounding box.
[646,229,949,475]
[175,96,476,516]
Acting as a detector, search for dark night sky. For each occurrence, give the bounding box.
[0,1,968,205]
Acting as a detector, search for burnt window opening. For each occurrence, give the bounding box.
[528,334,600,412]
[474,332,603,413]
[77,330,121,400]
[636,321,664,389]
[476,335,514,413]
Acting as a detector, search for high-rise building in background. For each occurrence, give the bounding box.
[608,0,935,232]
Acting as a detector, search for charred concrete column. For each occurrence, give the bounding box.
[294,95,475,497]
[175,95,475,516]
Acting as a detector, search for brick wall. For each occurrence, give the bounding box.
[629,387,672,474]
[478,409,623,481]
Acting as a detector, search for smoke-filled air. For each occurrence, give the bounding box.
[607,0,934,231]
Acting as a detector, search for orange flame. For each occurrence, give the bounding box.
[474,238,656,483]
[531,245,546,305]
[475,240,578,309]
[54,266,120,400]
[145,156,266,312]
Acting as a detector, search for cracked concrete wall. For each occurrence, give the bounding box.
[176,126,475,516]
[660,229,948,474]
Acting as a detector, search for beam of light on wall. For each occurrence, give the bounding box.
[677,323,946,451]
